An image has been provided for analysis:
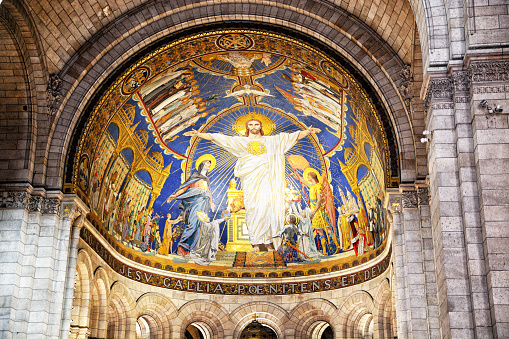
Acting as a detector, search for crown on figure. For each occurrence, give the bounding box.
[197,211,210,223]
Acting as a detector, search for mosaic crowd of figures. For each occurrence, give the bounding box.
[74,31,390,272]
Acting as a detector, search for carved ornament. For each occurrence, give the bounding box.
[469,60,509,83]
[402,191,418,208]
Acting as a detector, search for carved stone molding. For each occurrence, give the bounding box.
[28,195,43,212]
[0,191,29,210]
[452,71,470,93]
[42,197,61,215]
[47,74,63,117]
[402,191,418,208]
[424,77,454,113]
[469,60,509,83]
[455,96,470,103]
[0,189,64,214]
[399,65,413,113]
[473,85,509,94]
[417,187,430,206]
[432,102,455,110]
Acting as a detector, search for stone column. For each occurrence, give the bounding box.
[452,67,494,338]
[425,74,475,338]
[57,196,89,339]
[394,183,440,339]
[389,190,410,338]
[469,59,509,338]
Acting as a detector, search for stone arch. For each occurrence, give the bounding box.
[230,302,288,339]
[71,250,94,332]
[338,290,376,339]
[287,298,339,339]
[46,1,417,190]
[107,281,136,339]
[89,267,111,338]
[177,299,229,339]
[0,1,49,185]
[373,278,393,338]
[134,293,177,337]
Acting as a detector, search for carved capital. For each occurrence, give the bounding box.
[417,187,430,206]
[424,77,454,113]
[452,70,470,93]
[42,197,61,215]
[0,191,29,210]
[469,60,509,84]
[61,195,89,221]
[28,195,43,212]
[402,191,418,208]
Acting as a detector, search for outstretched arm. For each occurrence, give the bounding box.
[297,125,321,141]
[183,129,213,141]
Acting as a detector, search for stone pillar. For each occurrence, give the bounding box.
[469,59,509,338]
[452,67,494,338]
[0,188,64,338]
[393,183,440,339]
[61,197,90,338]
[389,191,410,338]
[425,74,474,338]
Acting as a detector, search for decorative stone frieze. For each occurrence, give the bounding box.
[0,191,29,210]
[432,102,455,110]
[402,191,418,208]
[42,197,61,215]
[47,74,63,117]
[424,77,454,113]
[417,187,430,206]
[28,195,43,212]
[452,71,470,92]
[469,60,509,83]
[473,85,509,94]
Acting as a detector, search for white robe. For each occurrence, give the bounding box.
[210,132,300,246]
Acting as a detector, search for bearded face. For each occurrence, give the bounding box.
[247,121,261,135]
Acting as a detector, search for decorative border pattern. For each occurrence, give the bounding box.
[80,226,391,295]
[0,191,61,214]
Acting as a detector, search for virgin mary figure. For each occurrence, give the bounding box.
[167,155,216,256]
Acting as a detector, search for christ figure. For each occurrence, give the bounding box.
[184,119,320,252]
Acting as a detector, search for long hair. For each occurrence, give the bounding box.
[244,119,264,137]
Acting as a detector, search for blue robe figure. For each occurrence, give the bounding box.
[167,159,215,256]
[273,214,306,263]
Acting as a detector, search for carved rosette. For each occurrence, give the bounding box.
[402,191,418,208]
[417,187,430,206]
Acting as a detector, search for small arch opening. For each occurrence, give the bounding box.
[185,322,211,339]
[239,320,278,339]
[309,320,333,339]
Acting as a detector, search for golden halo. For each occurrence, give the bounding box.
[195,154,216,172]
[303,167,321,185]
[232,113,276,136]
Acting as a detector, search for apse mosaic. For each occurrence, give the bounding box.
[74,31,391,278]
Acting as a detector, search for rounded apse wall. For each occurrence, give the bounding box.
[72,30,393,293]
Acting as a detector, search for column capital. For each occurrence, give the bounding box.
[61,195,90,221]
